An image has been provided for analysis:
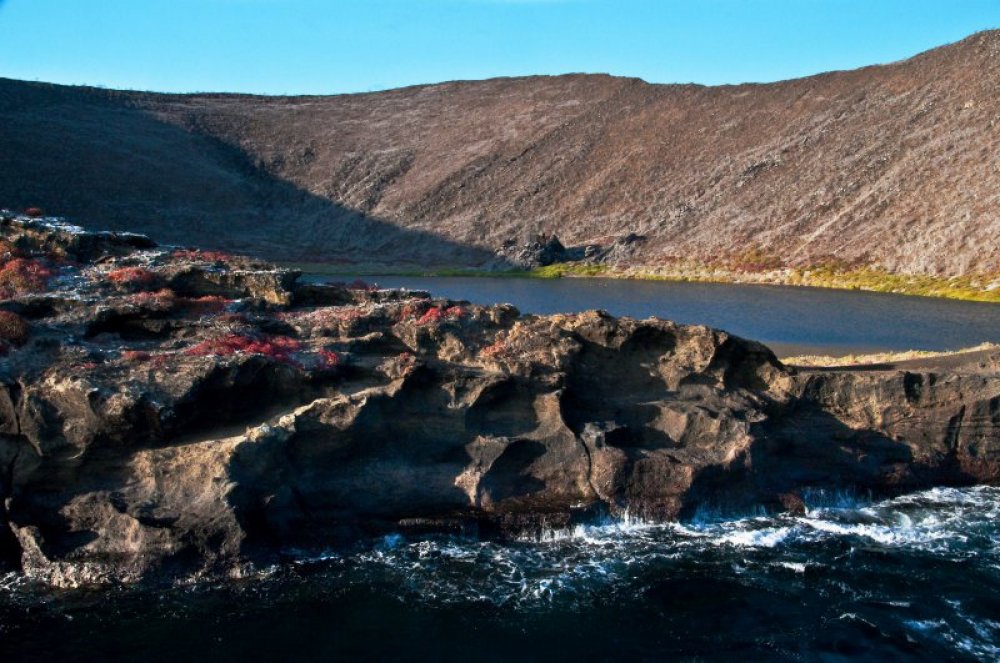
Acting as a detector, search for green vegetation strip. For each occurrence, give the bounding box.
[282,260,1000,304]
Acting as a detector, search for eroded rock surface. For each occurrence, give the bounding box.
[1,213,998,585]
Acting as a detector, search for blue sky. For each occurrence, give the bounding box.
[0,0,997,94]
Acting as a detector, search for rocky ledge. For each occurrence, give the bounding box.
[0,213,998,586]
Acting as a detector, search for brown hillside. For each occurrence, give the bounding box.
[1,30,998,274]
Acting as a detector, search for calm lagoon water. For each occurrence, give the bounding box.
[308,275,1000,356]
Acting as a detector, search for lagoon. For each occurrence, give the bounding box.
[308,275,1000,357]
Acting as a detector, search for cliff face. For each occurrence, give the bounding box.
[2,31,1000,275]
[0,215,998,586]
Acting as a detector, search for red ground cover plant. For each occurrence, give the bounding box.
[480,339,508,358]
[0,258,54,298]
[313,349,340,371]
[0,310,30,346]
[125,288,176,311]
[0,239,21,258]
[185,334,302,364]
[415,305,464,326]
[121,350,151,363]
[107,267,158,291]
[417,306,444,325]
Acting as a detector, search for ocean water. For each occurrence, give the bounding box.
[3,486,999,662]
[312,275,1000,356]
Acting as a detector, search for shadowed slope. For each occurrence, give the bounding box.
[1,30,998,274]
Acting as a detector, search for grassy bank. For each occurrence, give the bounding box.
[283,260,1000,304]
[782,342,1000,367]
[530,262,1000,304]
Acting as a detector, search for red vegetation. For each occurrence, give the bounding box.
[0,310,30,346]
[23,207,44,218]
[0,239,20,258]
[126,288,176,311]
[396,303,422,323]
[171,249,232,263]
[416,305,463,325]
[107,267,158,291]
[480,339,508,358]
[121,350,151,363]
[184,334,302,364]
[417,306,445,325]
[0,258,54,298]
[314,349,340,371]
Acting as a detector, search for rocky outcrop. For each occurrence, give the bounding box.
[1,214,998,586]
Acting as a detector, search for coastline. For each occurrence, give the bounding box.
[5,214,1000,587]
[283,261,1000,305]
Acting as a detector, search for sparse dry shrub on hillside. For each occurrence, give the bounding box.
[729,248,784,273]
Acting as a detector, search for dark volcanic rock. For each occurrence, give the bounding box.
[495,234,575,269]
[0,213,998,586]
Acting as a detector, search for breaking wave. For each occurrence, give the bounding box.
[3,486,999,661]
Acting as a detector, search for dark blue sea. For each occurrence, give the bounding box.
[2,487,999,661]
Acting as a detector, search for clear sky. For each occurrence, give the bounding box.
[0,0,997,95]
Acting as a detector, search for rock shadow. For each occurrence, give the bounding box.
[679,401,988,519]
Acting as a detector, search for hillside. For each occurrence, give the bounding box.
[1,30,998,276]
